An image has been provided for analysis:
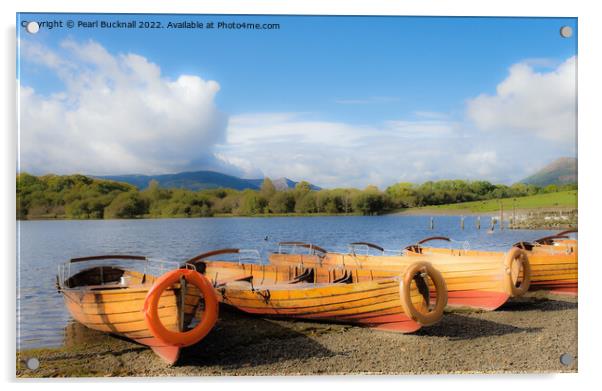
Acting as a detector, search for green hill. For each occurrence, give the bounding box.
[521,157,577,187]
[404,190,577,214]
[97,171,320,191]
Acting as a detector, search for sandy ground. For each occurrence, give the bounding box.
[16,292,577,377]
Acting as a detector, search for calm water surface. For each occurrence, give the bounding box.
[17,215,558,350]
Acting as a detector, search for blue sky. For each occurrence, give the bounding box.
[17,14,577,188]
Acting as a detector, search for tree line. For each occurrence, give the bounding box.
[16,173,577,220]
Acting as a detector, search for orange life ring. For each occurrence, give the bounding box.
[399,261,448,326]
[143,269,218,347]
[504,247,531,297]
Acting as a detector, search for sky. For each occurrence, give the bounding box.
[17,14,578,188]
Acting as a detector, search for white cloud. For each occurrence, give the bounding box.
[461,151,498,177]
[217,113,514,188]
[213,153,263,178]
[383,120,456,139]
[226,112,369,148]
[19,39,227,175]
[466,56,577,142]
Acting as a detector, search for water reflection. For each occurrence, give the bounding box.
[63,320,112,348]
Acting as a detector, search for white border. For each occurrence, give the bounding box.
[3,1,601,390]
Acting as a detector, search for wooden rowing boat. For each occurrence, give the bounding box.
[269,239,531,311]
[513,229,578,296]
[57,255,216,364]
[415,231,577,297]
[183,248,447,333]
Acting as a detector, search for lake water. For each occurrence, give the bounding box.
[17,215,558,351]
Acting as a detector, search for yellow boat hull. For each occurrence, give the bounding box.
[269,248,525,311]
[60,268,203,364]
[186,259,445,333]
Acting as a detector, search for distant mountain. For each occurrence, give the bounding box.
[272,177,301,191]
[97,170,320,191]
[520,157,577,187]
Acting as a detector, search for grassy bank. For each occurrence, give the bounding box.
[398,190,577,215]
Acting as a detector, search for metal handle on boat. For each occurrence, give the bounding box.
[417,236,451,245]
[514,229,577,250]
[293,243,328,254]
[59,255,187,290]
[277,242,328,255]
[404,236,451,254]
[349,242,385,252]
[277,242,308,254]
[533,231,576,245]
[513,241,534,251]
[557,228,577,236]
[185,248,240,264]
[238,249,262,265]
[184,248,263,266]
[69,254,147,263]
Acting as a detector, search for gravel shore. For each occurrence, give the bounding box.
[17,292,577,377]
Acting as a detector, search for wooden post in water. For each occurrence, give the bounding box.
[476,216,481,229]
[460,216,465,230]
[500,201,504,231]
[512,199,516,229]
[430,216,434,230]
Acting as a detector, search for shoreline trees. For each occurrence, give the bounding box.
[16,172,577,220]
